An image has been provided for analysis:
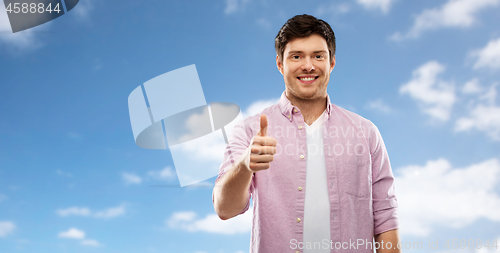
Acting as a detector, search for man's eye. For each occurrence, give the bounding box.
[315,55,324,59]
[292,55,300,59]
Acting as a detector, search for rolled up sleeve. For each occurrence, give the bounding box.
[369,122,399,235]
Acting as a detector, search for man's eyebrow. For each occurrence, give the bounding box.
[286,50,328,54]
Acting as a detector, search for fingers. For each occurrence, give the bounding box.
[250,154,274,163]
[259,114,268,136]
[247,144,276,172]
[252,136,277,147]
[250,146,277,155]
[249,162,270,171]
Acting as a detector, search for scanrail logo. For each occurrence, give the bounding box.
[128,65,242,187]
[3,0,80,33]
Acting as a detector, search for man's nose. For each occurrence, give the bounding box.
[301,58,315,72]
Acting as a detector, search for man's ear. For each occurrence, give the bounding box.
[330,55,336,73]
[276,55,284,75]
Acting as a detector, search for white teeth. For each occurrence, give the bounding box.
[300,77,315,81]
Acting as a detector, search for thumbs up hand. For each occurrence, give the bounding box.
[244,114,277,172]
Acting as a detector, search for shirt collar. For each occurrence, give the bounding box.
[278,91,333,121]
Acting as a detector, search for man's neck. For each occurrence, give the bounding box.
[286,93,327,125]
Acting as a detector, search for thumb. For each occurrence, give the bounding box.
[259,114,268,136]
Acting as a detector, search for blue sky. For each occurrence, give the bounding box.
[0,0,500,252]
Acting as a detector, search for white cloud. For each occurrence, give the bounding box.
[168,211,196,223]
[57,204,126,219]
[455,84,500,140]
[480,83,498,105]
[391,0,499,41]
[455,104,500,138]
[178,108,214,144]
[224,0,250,15]
[242,98,280,119]
[168,130,228,186]
[0,31,38,50]
[0,221,16,237]
[57,207,91,217]
[58,228,102,246]
[174,123,228,163]
[58,228,85,239]
[80,239,101,247]
[93,204,126,219]
[471,38,500,70]
[396,158,500,236]
[462,78,483,94]
[356,0,396,14]
[400,61,456,121]
[365,99,392,113]
[122,172,142,185]
[148,166,175,181]
[167,209,252,234]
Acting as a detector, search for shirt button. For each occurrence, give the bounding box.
[296,251,300,253]
[298,125,303,130]
[300,155,304,159]
[294,108,298,113]
[296,218,301,222]
[288,115,291,119]
[298,186,303,191]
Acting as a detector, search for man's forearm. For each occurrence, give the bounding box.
[374,229,401,253]
[213,159,253,220]
[214,114,276,220]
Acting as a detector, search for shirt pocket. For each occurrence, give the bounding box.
[341,155,371,197]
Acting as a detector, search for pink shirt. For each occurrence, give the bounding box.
[214,92,399,253]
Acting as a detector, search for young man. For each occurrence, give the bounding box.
[213,14,400,253]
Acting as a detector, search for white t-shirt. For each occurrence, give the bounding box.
[303,112,331,253]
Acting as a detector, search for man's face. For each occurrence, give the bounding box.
[277,34,336,102]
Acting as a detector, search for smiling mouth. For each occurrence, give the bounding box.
[297,76,319,81]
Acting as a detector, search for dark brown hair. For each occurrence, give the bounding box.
[275,14,336,63]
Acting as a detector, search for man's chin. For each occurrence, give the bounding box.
[296,93,321,100]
